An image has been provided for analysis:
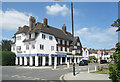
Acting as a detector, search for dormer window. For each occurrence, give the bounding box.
[49,36,53,40]
[31,33,35,38]
[42,34,46,39]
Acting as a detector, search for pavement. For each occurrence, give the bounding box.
[61,72,111,80]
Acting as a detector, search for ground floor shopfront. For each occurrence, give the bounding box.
[15,54,82,66]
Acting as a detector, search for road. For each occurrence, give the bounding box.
[2,63,103,80]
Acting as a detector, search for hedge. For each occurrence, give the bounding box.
[0,51,16,66]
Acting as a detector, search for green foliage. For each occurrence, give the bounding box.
[89,60,93,63]
[89,56,98,63]
[97,66,104,71]
[110,55,113,59]
[108,42,120,81]
[1,51,16,66]
[1,40,12,51]
[111,19,120,28]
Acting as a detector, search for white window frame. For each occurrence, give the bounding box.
[26,45,29,50]
[49,36,53,40]
[51,46,54,51]
[32,44,35,49]
[31,33,35,38]
[58,46,60,51]
[40,44,44,50]
[62,40,65,44]
[16,36,21,40]
[67,41,69,45]
[26,34,29,39]
[58,39,60,44]
[77,42,80,46]
[42,34,46,39]
[74,46,77,49]
[16,46,21,51]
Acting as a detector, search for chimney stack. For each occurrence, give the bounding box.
[29,16,36,31]
[18,27,21,31]
[62,24,66,33]
[43,18,48,25]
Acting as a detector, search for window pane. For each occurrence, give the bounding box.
[49,36,53,40]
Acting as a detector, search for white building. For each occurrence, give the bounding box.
[11,16,83,66]
[81,48,89,60]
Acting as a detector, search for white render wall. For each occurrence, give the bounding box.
[36,32,57,54]
[82,48,89,58]
[12,33,26,55]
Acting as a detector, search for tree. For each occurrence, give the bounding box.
[108,19,120,81]
[1,51,16,66]
[1,40,12,51]
[111,19,120,28]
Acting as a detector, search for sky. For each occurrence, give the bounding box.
[0,2,119,49]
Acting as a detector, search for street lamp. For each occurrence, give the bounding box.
[71,2,75,76]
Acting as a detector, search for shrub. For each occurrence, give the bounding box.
[89,56,98,63]
[97,66,104,71]
[108,42,120,81]
[89,60,93,63]
[1,51,16,66]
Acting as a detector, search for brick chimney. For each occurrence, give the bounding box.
[29,16,36,31]
[18,27,21,31]
[43,18,48,25]
[62,24,66,33]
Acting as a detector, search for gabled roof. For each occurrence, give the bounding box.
[14,22,73,42]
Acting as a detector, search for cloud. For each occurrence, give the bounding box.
[76,28,89,35]
[76,27,118,49]
[46,3,69,16]
[105,27,118,35]
[0,9,31,30]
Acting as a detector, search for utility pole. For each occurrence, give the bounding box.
[71,1,75,76]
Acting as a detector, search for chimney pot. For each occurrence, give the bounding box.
[62,24,66,33]
[29,16,36,31]
[44,18,48,25]
[18,27,21,31]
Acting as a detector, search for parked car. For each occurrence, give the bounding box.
[79,60,89,66]
[100,60,107,64]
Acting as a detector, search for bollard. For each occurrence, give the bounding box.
[95,66,97,71]
[88,68,89,73]
[54,62,56,69]
[67,62,69,68]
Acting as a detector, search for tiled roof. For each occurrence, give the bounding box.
[13,19,74,42]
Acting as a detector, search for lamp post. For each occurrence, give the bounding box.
[71,1,75,76]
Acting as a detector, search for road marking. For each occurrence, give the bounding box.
[33,78,40,80]
[11,75,19,77]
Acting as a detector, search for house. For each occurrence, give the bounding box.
[81,48,89,60]
[11,16,82,66]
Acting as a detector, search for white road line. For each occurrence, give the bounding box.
[11,75,19,77]
[33,78,40,80]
